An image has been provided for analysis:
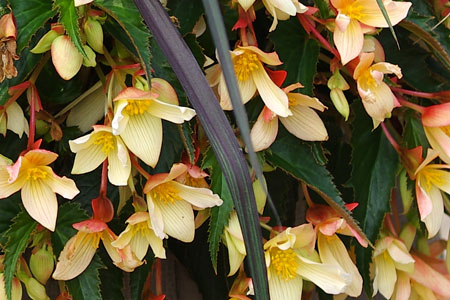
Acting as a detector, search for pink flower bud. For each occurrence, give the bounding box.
[51,35,83,80]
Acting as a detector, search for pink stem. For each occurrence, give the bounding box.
[381,122,401,153]
[397,97,425,114]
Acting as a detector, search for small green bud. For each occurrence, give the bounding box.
[330,88,350,121]
[29,245,54,284]
[82,45,97,67]
[31,30,61,54]
[327,69,349,90]
[24,277,49,300]
[84,18,104,54]
[399,224,416,251]
[35,120,50,136]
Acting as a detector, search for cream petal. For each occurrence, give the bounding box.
[69,132,95,153]
[111,226,134,249]
[240,46,283,66]
[22,179,58,231]
[410,255,450,298]
[393,271,411,300]
[107,142,131,186]
[280,105,328,141]
[360,82,395,126]
[237,76,258,104]
[288,93,326,111]
[71,144,106,174]
[422,186,444,238]
[250,111,278,152]
[354,52,375,79]
[252,68,291,117]
[205,64,222,87]
[128,231,149,260]
[335,13,351,32]
[270,0,297,15]
[424,127,450,165]
[6,102,27,138]
[145,229,166,259]
[358,0,412,27]
[296,255,350,294]
[263,0,280,32]
[52,232,98,280]
[120,112,162,167]
[46,170,80,199]
[147,195,166,239]
[373,253,397,299]
[0,167,24,198]
[371,62,402,78]
[148,99,196,124]
[318,234,362,297]
[158,198,195,243]
[238,0,256,11]
[224,230,246,276]
[429,169,450,194]
[334,19,364,65]
[171,181,223,208]
[416,181,432,219]
[218,74,234,110]
[24,150,58,166]
[111,100,129,135]
[102,230,122,264]
[268,267,303,300]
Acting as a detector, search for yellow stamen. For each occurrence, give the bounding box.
[26,167,47,181]
[360,68,379,90]
[132,222,149,235]
[340,3,364,20]
[149,182,182,204]
[93,132,115,155]
[441,125,450,137]
[234,51,260,81]
[124,99,152,116]
[288,95,298,107]
[270,247,298,281]
[91,232,102,249]
[419,168,445,192]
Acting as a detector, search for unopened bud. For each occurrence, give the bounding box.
[330,88,349,121]
[51,35,83,80]
[84,18,104,54]
[253,177,267,214]
[327,69,349,90]
[92,194,114,222]
[31,30,61,54]
[29,245,54,284]
[363,36,385,63]
[82,45,96,67]
[0,13,16,39]
[24,277,49,300]
[399,223,416,251]
[35,119,50,136]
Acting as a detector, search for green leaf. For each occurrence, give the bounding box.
[403,111,429,149]
[66,255,104,300]
[99,253,124,300]
[54,0,88,58]
[4,210,36,300]
[202,148,234,271]
[0,195,21,247]
[167,0,204,36]
[95,0,152,80]
[129,251,154,300]
[375,0,399,47]
[153,121,185,173]
[11,0,56,52]
[265,128,365,240]
[270,18,320,96]
[350,102,399,296]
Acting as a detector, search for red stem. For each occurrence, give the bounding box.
[100,160,108,196]
[301,182,314,207]
[397,96,425,114]
[391,86,448,100]
[380,122,401,153]
[155,258,162,296]
[27,87,36,150]
[390,189,400,234]
[130,153,151,180]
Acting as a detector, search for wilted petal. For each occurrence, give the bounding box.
[334,19,363,65]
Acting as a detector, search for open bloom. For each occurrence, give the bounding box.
[69,125,131,186]
[0,149,79,231]
[262,0,308,31]
[206,46,291,117]
[0,101,29,137]
[331,0,411,64]
[414,149,450,238]
[144,163,223,243]
[353,52,402,128]
[250,84,328,151]
[372,236,415,299]
[53,219,142,280]
[112,212,166,260]
[112,87,196,167]
[264,224,350,300]
[421,102,450,164]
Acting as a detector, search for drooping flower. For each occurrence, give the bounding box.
[112,212,166,260]
[223,211,246,276]
[331,0,411,64]
[353,52,402,128]
[0,101,29,137]
[69,125,131,186]
[144,163,223,243]
[372,236,415,299]
[414,149,450,238]
[112,87,196,167]
[421,102,450,165]
[250,84,328,151]
[264,224,351,300]
[206,46,291,117]
[0,149,79,231]
[409,254,450,299]
[262,0,308,31]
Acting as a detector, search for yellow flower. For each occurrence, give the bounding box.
[353,52,402,128]
[372,236,415,299]
[0,149,79,231]
[112,212,166,260]
[112,87,196,167]
[414,149,450,238]
[69,125,131,186]
[250,84,328,151]
[0,102,29,138]
[144,163,223,243]
[206,46,291,117]
[264,224,351,300]
[332,0,411,64]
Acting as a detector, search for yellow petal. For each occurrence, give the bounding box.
[101,230,122,264]
[373,253,397,299]
[171,181,223,208]
[111,100,130,135]
[120,112,162,167]
[107,138,131,186]
[147,195,166,240]
[148,99,196,124]
[0,166,24,198]
[422,186,443,238]
[111,225,134,249]
[392,271,411,300]
[288,93,327,111]
[24,150,58,166]
[239,46,283,66]
[145,229,166,259]
[238,0,256,10]
[359,81,395,127]
[205,64,222,87]
[224,230,246,276]
[334,19,363,65]
[267,267,303,300]
[22,179,58,231]
[280,105,328,141]
[250,111,278,152]
[46,170,80,199]
[318,234,362,297]
[357,0,412,27]
[157,197,195,243]
[71,143,106,174]
[52,232,97,280]
[353,52,375,80]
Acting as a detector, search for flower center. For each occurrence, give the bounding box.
[27,167,47,181]
[91,232,102,249]
[360,69,379,90]
[93,132,115,155]
[124,100,152,116]
[270,247,298,281]
[149,182,182,204]
[419,168,445,192]
[340,3,364,20]
[234,51,260,81]
[132,222,149,235]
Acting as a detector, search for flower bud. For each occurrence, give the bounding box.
[399,223,416,251]
[330,88,350,121]
[84,18,104,54]
[82,45,96,67]
[35,119,50,136]
[24,277,49,300]
[0,110,6,136]
[31,29,61,54]
[51,35,83,80]
[363,36,385,63]
[0,274,22,300]
[327,69,349,90]
[150,78,177,105]
[29,245,54,284]
[0,13,16,39]
[91,194,114,223]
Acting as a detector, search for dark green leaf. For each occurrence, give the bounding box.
[129,251,154,300]
[54,0,88,58]
[95,0,152,80]
[270,18,320,96]
[167,0,204,36]
[99,252,124,300]
[66,255,104,300]
[4,210,36,300]
[403,110,429,149]
[375,0,399,47]
[351,102,399,296]
[202,148,234,271]
[0,195,21,247]
[153,121,185,173]
[11,0,56,52]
